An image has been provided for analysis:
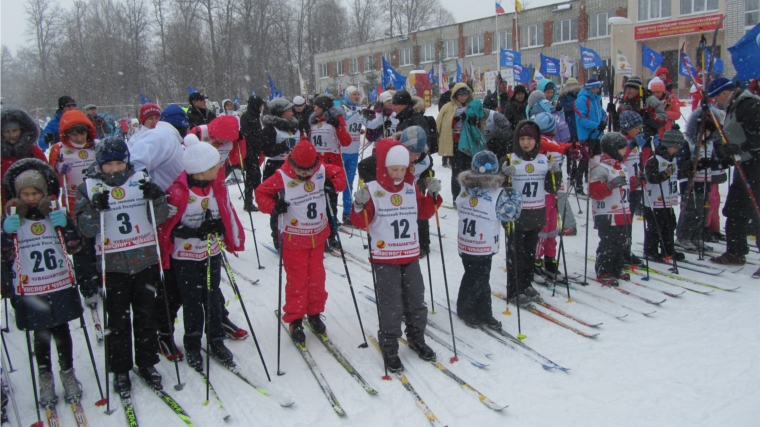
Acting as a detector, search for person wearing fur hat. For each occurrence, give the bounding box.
[74,137,169,394]
[616,76,667,143]
[456,151,521,328]
[648,77,682,139]
[350,139,442,372]
[2,106,48,199]
[255,139,347,343]
[38,96,77,150]
[240,95,267,212]
[2,159,85,406]
[157,134,244,371]
[187,92,216,128]
[339,86,370,226]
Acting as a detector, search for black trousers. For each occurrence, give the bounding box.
[506,227,539,296]
[418,219,430,252]
[457,254,493,322]
[643,207,677,257]
[676,183,707,242]
[34,323,73,372]
[595,216,628,277]
[173,255,225,351]
[450,145,472,201]
[105,265,160,373]
[724,157,760,256]
[243,144,262,205]
[73,237,100,298]
[154,268,182,336]
[374,260,427,351]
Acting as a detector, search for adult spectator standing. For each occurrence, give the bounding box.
[187,92,216,128]
[240,95,266,212]
[573,78,607,194]
[616,76,666,143]
[648,77,681,139]
[483,80,510,113]
[438,82,455,110]
[85,104,109,139]
[38,96,77,150]
[293,96,314,136]
[503,85,528,132]
[393,90,430,136]
[558,78,581,142]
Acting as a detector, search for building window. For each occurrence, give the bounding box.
[336,61,344,76]
[497,30,512,50]
[465,34,484,56]
[420,44,434,63]
[319,63,329,79]
[349,58,359,75]
[589,12,611,38]
[639,0,672,22]
[522,24,543,47]
[384,51,393,63]
[399,47,412,66]
[747,0,760,27]
[364,56,376,72]
[553,18,578,43]
[443,39,457,59]
[679,0,719,15]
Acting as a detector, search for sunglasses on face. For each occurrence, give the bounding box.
[66,126,88,136]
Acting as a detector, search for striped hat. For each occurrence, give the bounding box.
[585,78,602,89]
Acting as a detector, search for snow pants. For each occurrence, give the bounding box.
[457,254,494,323]
[643,207,677,257]
[73,237,100,299]
[173,255,225,351]
[341,152,359,215]
[536,194,558,260]
[676,183,707,242]
[594,216,628,278]
[374,260,427,351]
[506,226,539,296]
[705,183,721,233]
[724,157,760,256]
[105,265,160,373]
[282,245,327,323]
[34,323,73,373]
[155,268,182,336]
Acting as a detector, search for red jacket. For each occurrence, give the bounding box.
[539,135,572,156]
[157,171,245,269]
[589,155,633,226]
[49,110,98,209]
[255,155,347,250]
[657,92,682,139]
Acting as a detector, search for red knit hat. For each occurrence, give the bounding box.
[207,115,239,141]
[139,103,161,124]
[290,137,318,169]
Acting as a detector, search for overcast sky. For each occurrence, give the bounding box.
[1,0,562,55]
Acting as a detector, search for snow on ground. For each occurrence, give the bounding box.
[2,102,759,427]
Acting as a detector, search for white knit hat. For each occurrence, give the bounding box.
[385,145,409,168]
[183,134,220,174]
[345,86,359,96]
[378,91,394,104]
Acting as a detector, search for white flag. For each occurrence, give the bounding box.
[439,62,448,93]
[298,69,308,97]
[616,49,633,75]
[560,54,575,78]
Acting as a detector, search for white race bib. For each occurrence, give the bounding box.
[13,218,73,296]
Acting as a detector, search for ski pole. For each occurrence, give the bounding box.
[581,166,591,286]
[205,236,212,404]
[1,331,14,372]
[549,156,572,302]
[232,155,264,270]
[0,340,21,427]
[2,299,8,333]
[425,245,436,315]
[276,201,285,376]
[216,237,272,381]
[94,186,116,416]
[324,192,368,348]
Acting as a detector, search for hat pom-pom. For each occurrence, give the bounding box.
[184,133,200,147]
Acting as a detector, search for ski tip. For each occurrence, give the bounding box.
[449,356,459,364]
[382,374,392,381]
[94,398,107,407]
[517,333,527,341]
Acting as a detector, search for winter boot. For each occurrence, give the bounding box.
[382,349,404,373]
[223,316,249,340]
[324,241,334,253]
[185,349,203,372]
[307,314,327,335]
[523,285,542,302]
[709,252,745,266]
[543,257,559,275]
[329,234,341,251]
[408,340,436,362]
[158,334,184,362]
[209,340,235,367]
[458,314,482,329]
[482,315,502,331]
[243,197,259,213]
[418,245,430,259]
[675,238,698,251]
[533,260,544,276]
[508,292,534,307]
[38,371,57,407]
[692,240,713,252]
[628,253,644,267]
[136,366,163,391]
[59,368,83,403]
[672,252,686,261]
[113,372,131,397]
[619,272,631,281]
[289,319,306,344]
[598,274,619,287]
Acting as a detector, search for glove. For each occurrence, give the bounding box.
[44,133,55,145]
[361,108,377,120]
[720,156,736,168]
[91,191,110,211]
[324,179,335,194]
[167,204,178,218]
[662,164,676,177]
[607,176,627,190]
[2,215,21,234]
[697,158,712,171]
[273,198,290,215]
[139,180,164,200]
[455,113,466,123]
[196,218,225,239]
[548,159,562,173]
[426,178,442,194]
[467,116,478,126]
[56,162,72,175]
[383,119,392,129]
[326,115,340,128]
[597,121,607,132]
[353,188,370,210]
[49,210,67,228]
[501,163,516,177]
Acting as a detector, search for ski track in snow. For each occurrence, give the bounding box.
[3,103,759,426]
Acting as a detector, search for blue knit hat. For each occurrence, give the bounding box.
[96,137,130,166]
[471,151,499,174]
[160,104,190,128]
[618,110,643,133]
[585,78,602,89]
[399,126,427,153]
[708,77,734,98]
[533,112,557,134]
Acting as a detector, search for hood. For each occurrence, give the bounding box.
[450,83,474,107]
[221,99,237,115]
[536,79,557,102]
[375,138,414,192]
[309,106,344,125]
[527,90,546,109]
[655,67,671,84]
[512,120,541,161]
[261,114,299,132]
[155,121,184,144]
[59,110,97,148]
[246,96,266,116]
[457,170,505,194]
[512,85,528,100]
[1,105,40,159]
[685,108,724,144]
[2,158,60,202]
[577,87,600,102]
[412,96,426,114]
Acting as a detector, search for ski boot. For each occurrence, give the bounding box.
[113,372,131,397]
[38,371,57,407]
[382,349,404,373]
[59,368,83,403]
[158,333,184,361]
[289,318,306,344]
[523,285,542,302]
[209,340,235,368]
[619,272,631,281]
[136,366,163,391]
[482,315,502,331]
[544,256,559,275]
[223,316,249,340]
[709,252,745,266]
[458,314,482,329]
[408,340,436,362]
[597,274,619,287]
[307,314,326,335]
[185,349,203,372]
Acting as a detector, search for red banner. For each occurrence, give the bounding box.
[634,14,723,41]
[407,72,432,108]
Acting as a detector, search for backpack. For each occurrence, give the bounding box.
[424,116,439,154]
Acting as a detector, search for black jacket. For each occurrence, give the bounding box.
[241,96,266,152]
[504,97,528,132]
[187,105,217,128]
[294,105,314,136]
[483,91,509,112]
[395,97,430,139]
[438,91,452,110]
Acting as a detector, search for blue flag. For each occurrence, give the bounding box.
[250,89,256,96]
[729,22,760,81]
[704,50,724,75]
[540,54,560,76]
[500,49,521,68]
[139,94,148,105]
[641,44,665,75]
[679,47,698,78]
[268,75,279,101]
[579,45,604,69]
[324,87,330,94]
[382,57,407,90]
[188,86,198,95]
[369,87,378,102]
[455,61,462,83]
[428,64,435,84]
[513,64,532,83]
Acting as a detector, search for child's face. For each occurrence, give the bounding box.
[626,126,642,138]
[519,136,536,152]
[618,147,627,158]
[293,164,317,180]
[143,116,159,129]
[2,127,21,144]
[195,164,220,180]
[387,165,407,181]
[667,146,679,156]
[66,126,89,145]
[314,106,324,117]
[544,88,554,99]
[409,152,421,162]
[101,161,127,174]
[19,187,43,207]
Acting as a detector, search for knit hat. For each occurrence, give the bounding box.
[391,90,412,106]
[268,98,295,117]
[377,91,394,104]
[624,76,643,90]
[345,86,359,96]
[183,134,220,174]
[290,138,319,169]
[534,112,557,134]
[293,96,306,106]
[1,121,20,132]
[708,77,734,98]
[585,78,602,89]
[188,92,208,103]
[660,124,686,148]
[57,96,76,110]
[207,116,239,141]
[385,145,409,168]
[542,81,556,92]
[471,151,499,174]
[84,104,97,111]
[618,110,643,133]
[454,87,470,97]
[139,103,161,124]
[314,95,334,110]
[601,132,628,161]
[130,118,139,126]
[160,104,189,128]
[565,78,579,86]
[399,126,427,153]
[518,121,541,142]
[96,137,130,166]
[648,77,666,92]
[513,85,528,97]
[14,170,48,197]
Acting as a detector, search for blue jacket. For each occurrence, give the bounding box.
[574,88,607,142]
[558,90,579,140]
[38,111,62,150]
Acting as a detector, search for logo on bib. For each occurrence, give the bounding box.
[183,243,192,250]
[317,123,323,129]
[469,197,478,207]
[525,164,535,173]
[390,194,403,206]
[373,190,386,198]
[657,196,663,201]
[111,187,126,200]
[410,165,415,174]
[188,195,197,204]
[30,223,46,236]
[611,204,619,209]
[290,218,299,226]
[201,199,210,210]
[64,149,74,155]
[20,274,29,285]
[304,181,315,192]
[376,240,386,249]
[287,180,300,188]
[78,150,89,160]
[103,237,111,245]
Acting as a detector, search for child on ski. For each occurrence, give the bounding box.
[589,132,633,287]
[350,138,442,372]
[158,134,244,370]
[456,151,521,329]
[618,110,648,267]
[2,159,84,406]
[75,137,168,394]
[399,126,434,258]
[255,139,346,343]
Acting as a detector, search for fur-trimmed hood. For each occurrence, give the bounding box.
[308,106,345,125]
[457,170,505,195]
[1,105,40,159]
[262,114,299,132]
[2,159,61,218]
[684,107,725,144]
[412,96,425,114]
[512,120,541,161]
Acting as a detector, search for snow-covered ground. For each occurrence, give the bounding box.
[2,102,759,427]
